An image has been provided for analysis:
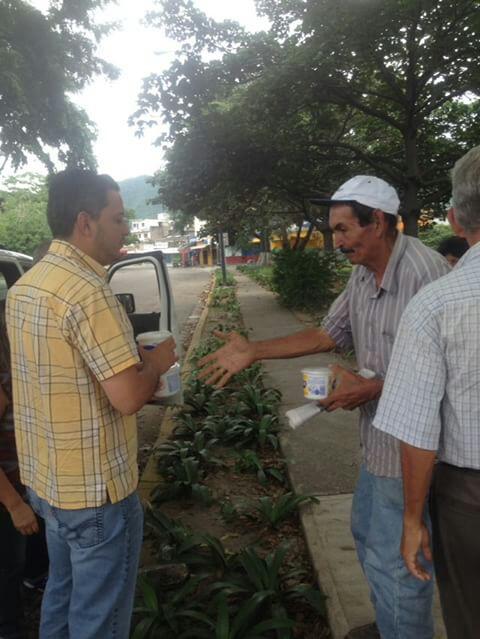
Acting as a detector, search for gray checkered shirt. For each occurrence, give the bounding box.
[323,233,449,477]
[374,242,480,469]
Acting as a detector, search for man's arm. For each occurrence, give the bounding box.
[401,442,436,581]
[100,337,177,415]
[198,328,337,388]
[0,383,39,535]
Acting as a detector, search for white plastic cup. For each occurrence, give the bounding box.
[301,367,332,400]
[136,330,181,399]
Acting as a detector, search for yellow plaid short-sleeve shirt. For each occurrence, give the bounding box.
[6,240,141,509]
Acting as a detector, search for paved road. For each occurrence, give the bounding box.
[169,266,215,328]
[110,263,214,333]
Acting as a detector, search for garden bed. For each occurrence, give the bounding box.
[134,271,331,639]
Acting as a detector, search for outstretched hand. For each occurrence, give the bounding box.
[319,364,382,412]
[198,330,255,387]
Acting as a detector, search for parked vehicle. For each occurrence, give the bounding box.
[0,248,181,403]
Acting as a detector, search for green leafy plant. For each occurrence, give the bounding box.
[132,576,210,639]
[234,450,285,486]
[223,415,279,450]
[156,432,222,476]
[271,248,341,311]
[253,493,320,529]
[190,592,294,639]
[233,385,282,418]
[151,455,213,505]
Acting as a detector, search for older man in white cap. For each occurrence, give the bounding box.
[198,175,450,638]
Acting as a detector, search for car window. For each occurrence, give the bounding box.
[109,261,162,313]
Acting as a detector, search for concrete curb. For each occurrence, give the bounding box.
[138,274,215,500]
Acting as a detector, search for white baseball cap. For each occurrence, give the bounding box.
[312,175,400,216]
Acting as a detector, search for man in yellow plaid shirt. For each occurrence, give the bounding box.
[6,170,176,639]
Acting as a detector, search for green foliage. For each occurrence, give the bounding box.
[215,268,235,287]
[253,493,320,529]
[0,0,116,171]
[418,224,454,251]
[0,174,51,254]
[237,266,274,291]
[271,248,340,311]
[234,450,285,486]
[134,0,480,239]
[132,576,210,639]
[151,455,213,505]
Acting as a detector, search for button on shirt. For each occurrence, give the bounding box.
[374,242,480,469]
[322,233,449,477]
[6,240,141,509]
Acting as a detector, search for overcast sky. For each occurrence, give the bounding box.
[9,0,268,183]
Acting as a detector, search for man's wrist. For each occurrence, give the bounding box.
[3,493,24,513]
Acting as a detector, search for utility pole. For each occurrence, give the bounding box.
[218,230,227,285]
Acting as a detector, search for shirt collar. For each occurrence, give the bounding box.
[358,232,405,295]
[377,232,406,295]
[48,240,107,281]
[454,239,480,269]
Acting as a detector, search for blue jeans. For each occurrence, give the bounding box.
[27,489,143,639]
[351,466,434,639]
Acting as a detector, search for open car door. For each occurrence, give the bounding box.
[107,250,182,404]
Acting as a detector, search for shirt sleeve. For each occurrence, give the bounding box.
[321,275,353,350]
[373,295,446,450]
[64,285,140,382]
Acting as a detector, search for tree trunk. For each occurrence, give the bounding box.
[403,131,421,237]
[299,222,314,250]
[322,228,334,252]
[292,222,302,250]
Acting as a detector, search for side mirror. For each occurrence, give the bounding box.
[115,293,136,314]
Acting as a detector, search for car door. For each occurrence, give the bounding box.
[107,250,182,403]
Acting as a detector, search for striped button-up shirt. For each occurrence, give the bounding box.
[6,240,140,509]
[374,242,480,469]
[323,232,449,477]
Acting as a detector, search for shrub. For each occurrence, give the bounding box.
[418,223,454,250]
[271,248,341,311]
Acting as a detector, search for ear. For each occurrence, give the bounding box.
[447,208,466,237]
[75,211,95,238]
[372,210,387,236]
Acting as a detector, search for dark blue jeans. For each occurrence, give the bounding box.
[27,489,144,639]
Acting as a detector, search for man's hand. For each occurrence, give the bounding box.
[9,500,39,536]
[139,337,177,377]
[319,364,382,412]
[401,519,433,581]
[198,330,256,387]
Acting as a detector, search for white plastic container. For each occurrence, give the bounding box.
[136,330,181,399]
[301,367,332,400]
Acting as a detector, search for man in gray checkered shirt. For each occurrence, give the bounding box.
[199,175,449,639]
[374,146,480,639]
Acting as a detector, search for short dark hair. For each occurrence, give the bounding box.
[437,235,469,259]
[47,169,119,238]
[350,201,398,233]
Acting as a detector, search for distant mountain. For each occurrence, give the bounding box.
[118,175,169,219]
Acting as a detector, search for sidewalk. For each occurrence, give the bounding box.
[233,271,446,639]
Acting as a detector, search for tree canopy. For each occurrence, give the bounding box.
[133,0,480,239]
[0,0,117,173]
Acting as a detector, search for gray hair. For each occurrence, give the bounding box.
[452,146,480,233]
